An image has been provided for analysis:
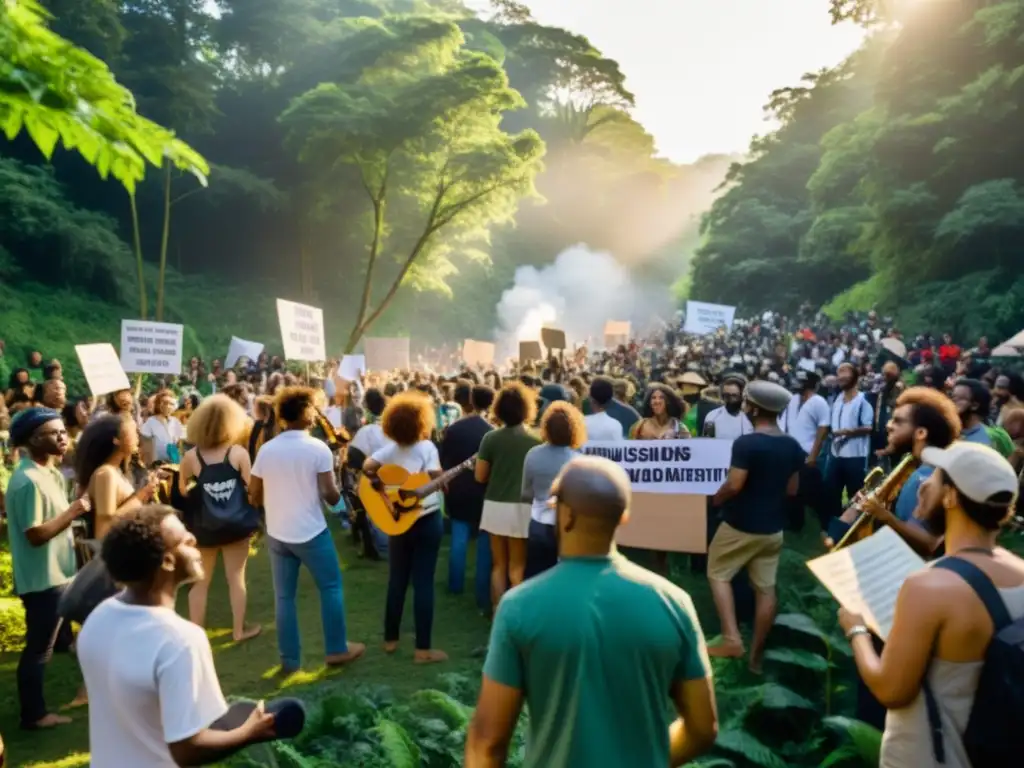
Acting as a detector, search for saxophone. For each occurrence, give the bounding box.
[829,453,917,552]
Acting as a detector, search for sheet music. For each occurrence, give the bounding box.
[806,527,926,640]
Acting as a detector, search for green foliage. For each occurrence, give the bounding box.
[1,0,208,191]
[690,2,1024,340]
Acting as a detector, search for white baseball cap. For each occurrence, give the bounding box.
[921,443,1019,503]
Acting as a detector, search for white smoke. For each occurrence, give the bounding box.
[495,244,673,360]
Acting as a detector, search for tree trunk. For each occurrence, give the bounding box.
[344,190,387,352]
[156,165,172,322]
[128,192,147,319]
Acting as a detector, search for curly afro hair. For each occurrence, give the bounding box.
[492,381,538,428]
[380,390,435,447]
[540,401,587,448]
[101,505,177,584]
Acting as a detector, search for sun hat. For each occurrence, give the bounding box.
[745,380,792,414]
[921,443,1018,503]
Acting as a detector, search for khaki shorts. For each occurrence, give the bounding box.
[707,522,784,591]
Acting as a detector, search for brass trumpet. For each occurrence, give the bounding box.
[830,454,916,552]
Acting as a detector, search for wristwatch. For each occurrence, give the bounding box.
[846,624,870,639]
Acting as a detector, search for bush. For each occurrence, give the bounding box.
[0,596,25,652]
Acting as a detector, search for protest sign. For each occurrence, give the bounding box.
[581,439,731,495]
[541,327,566,351]
[76,344,131,396]
[339,354,366,380]
[119,320,184,374]
[580,438,730,554]
[276,299,325,361]
[683,300,737,335]
[365,337,410,371]
[604,320,631,349]
[462,339,495,368]
[519,340,543,362]
[225,336,264,368]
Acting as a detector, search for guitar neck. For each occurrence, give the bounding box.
[417,455,476,498]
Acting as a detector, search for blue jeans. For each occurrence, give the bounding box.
[448,519,491,613]
[386,512,443,649]
[267,528,348,669]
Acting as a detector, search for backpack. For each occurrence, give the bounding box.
[923,556,1024,767]
[190,450,261,547]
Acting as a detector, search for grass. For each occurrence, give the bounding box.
[0,515,829,768]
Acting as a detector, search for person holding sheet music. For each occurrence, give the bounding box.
[362,391,449,665]
[839,443,1023,768]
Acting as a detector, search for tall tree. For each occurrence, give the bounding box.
[281,16,543,351]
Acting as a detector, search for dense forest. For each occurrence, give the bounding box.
[691,0,1024,342]
[0,0,731,369]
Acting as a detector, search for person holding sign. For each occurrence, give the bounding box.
[707,381,802,674]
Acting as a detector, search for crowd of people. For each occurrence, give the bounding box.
[0,306,1022,767]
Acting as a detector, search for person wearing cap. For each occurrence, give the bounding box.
[6,407,91,729]
[466,456,717,768]
[707,381,803,673]
[582,377,625,441]
[839,443,1024,768]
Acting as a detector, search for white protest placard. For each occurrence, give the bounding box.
[76,344,131,396]
[462,339,495,368]
[683,300,737,335]
[340,354,366,380]
[604,320,631,349]
[119,319,184,374]
[276,299,326,361]
[225,336,264,368]
[580,439,731,495]
[364,337,410,371]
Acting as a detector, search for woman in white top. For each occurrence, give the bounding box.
[362,391,448,664]
[140,390,184,466]
[841,443,1024,768]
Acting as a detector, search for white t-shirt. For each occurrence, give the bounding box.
[351,422,392,459]
[251,430,333,543]
[141,416,184,462]
[703,406,753,440]
[371,440,442,514]
[78,598,228,768]
[584,411,625,441]
[778,393,831,455]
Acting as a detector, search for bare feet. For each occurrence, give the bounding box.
[707,641,745,660]
[232,624,262,643]
[748,657,765,675]
[326,642,366,667]
[383,641,399,654]
[414,649,448,665]
[62,687,89,710]
[26,713,73,729]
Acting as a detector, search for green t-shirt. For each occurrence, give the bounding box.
[6,456,78,595]
[477,425,541,503]
[483,553,709,768]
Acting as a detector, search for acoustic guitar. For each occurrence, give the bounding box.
[359,455,477,537]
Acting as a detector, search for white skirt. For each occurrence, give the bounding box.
[480,500,531,539]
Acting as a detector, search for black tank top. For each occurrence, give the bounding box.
[192,449,260,547]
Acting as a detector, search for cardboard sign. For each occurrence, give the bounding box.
[541,327,566,351]
[462,339,495,368]
[364,337,410,371]
[519,340,543,362]
[604,320,631,350]
[615,494,708,554]
[339,354,366,380]
[225,336,264,368]
[276,299,325,361]
[76,344,131,396]
[683,300,736,335]
[119,320,184,374]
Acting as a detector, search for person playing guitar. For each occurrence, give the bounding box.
[361,391,450,664]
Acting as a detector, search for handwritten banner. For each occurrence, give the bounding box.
[120,319,184,374]
[276,299,325,361]
[580,439,731,495]
[683,300,736,335]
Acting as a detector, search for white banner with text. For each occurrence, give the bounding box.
[580,439,731,495]
[683,300,737,335]
[276,299,326,361]
[119,320,184,374]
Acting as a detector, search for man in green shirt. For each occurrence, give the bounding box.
[466,456,718,768]
[7,407,90,729]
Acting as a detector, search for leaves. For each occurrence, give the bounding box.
[373,719,420,768]
[823,716,883,766]
[715,729,789,768]
[774,613,829,642]
[763,648,830,672]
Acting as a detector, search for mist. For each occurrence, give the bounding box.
[495,244,675,359]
